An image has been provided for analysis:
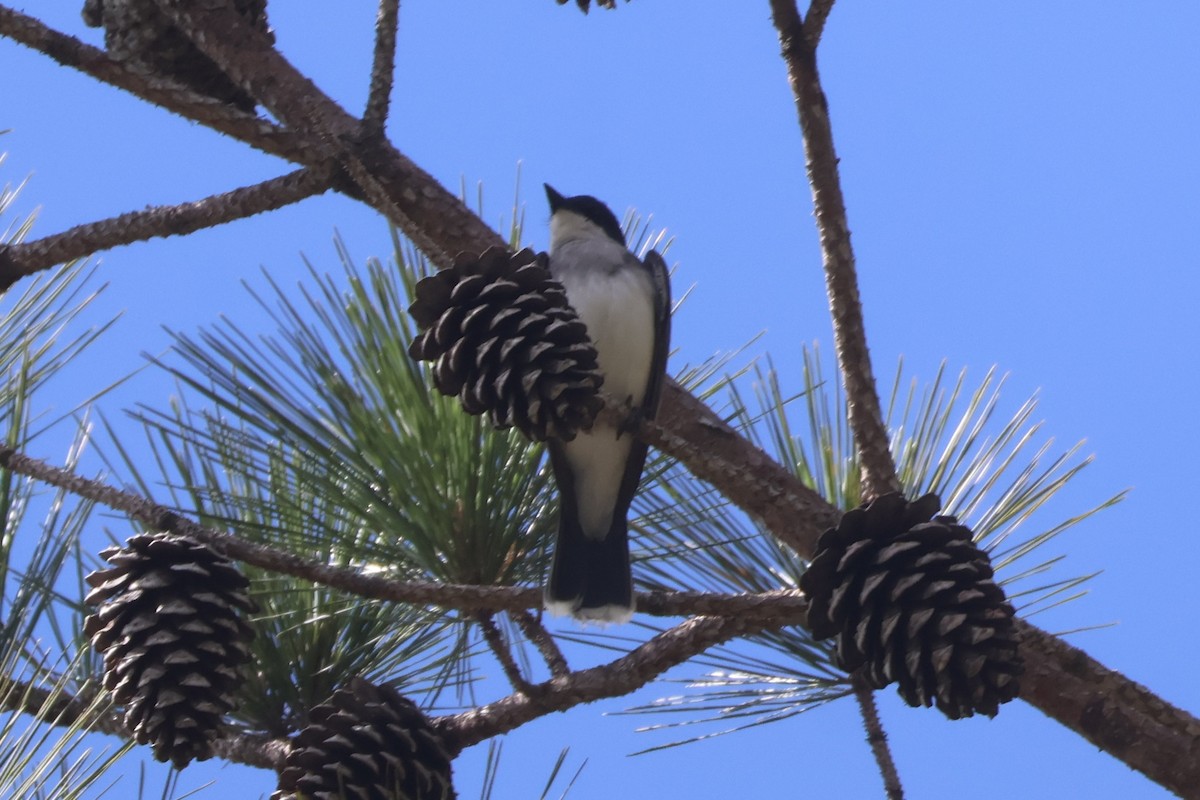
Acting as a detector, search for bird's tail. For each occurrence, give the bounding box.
[545,516,633,624]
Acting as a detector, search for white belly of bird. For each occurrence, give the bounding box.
[559,264,656,538]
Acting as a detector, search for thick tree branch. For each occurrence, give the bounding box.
[436,613,769,752]
[363,0,401,137]
[1017,620,1200,798]
[770,0,899,501]
[0,167,333,290]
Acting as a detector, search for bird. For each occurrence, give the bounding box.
[542,183,671,623]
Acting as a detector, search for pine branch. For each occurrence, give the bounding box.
[476,613,533,694]
[769,0,899,501]
[0,167,333,290]
[803,0,836,46]
[152,0,500,265]
[1,671,293,773]
[853,671,904,800]
[363,0,401,137]
[0,676,124,737]
[0,6,318,166]
[0,441,807,623]
[513,610,570,678]
[1016,619,1200,798]
[436,613,769,752]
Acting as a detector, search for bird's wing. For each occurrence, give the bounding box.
[641,249,672,421]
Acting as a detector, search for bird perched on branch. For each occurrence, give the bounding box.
[542,184,670,623]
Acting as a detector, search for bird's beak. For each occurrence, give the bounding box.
[544,183,565,212]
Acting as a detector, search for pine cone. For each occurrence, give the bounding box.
[273,677,457,800]
[800,493,1022,719]
[408,246,604,441]
[82,0,271,112]
[555,0,619,12]
[84,531,256,768]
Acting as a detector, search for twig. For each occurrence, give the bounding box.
[852,671,904,800]
[769,0,899,501]
[363,0,401,137]
[0,167,333,290]
[513,610,570,678]
[436,613,768,752]
[475,613,533,694]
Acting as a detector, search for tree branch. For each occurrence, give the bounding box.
[0,6,318,166]
[153,0,499,265]
[363,0,401,137]
[436,613,769,752]
[0,441,807,623]
[476,613,533,694]
[802,0,836,46]
[0,676,123,737]
[769,0,899,500]
[513,610,570,678]
[852,671,904,800]
[0,167,333,290]
[1016,620,1200,798]
[0,671,292,772]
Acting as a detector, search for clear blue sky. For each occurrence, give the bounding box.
[2,3,1198,798]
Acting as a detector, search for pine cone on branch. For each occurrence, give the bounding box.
[555,0,619,12]
[408,246,604,441]
[273,677,457,800]
[84,531,256,768]
[82,0,271,112]
[800,492,1023,719]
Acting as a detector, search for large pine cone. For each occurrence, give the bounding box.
[408,246,604,441]
[800,493,1022,719]
[82,0,271,112]
[273,677,457,800]
[84,531,256,768]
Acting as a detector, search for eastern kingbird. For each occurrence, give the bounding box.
[542,183,671,623]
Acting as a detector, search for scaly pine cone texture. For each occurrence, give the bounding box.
[84,531,256,768]
[408,246,604,441]
[800,492,1022,719]
[82,0,271,112]
[273,677,457,800]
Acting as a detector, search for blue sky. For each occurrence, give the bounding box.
[2,2,1198,798]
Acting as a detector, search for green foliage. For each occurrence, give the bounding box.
[626,345,1123,748]
[0,173,130,797]
[110,235,557,727]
